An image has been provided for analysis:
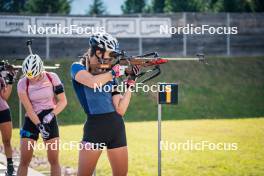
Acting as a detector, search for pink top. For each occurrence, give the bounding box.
[0,77,9,111]
[17,72,62,115]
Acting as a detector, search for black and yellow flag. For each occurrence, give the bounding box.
[158,83,178,104]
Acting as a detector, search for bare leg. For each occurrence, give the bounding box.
[45,137,61,176]
[17,138,35,176]
[107,146,128,176]
[0,122,13,158]
[77,145,102,176]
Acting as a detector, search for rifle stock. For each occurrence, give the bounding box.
[89,57,168,75]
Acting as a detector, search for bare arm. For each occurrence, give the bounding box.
[18,91,41,125]
[51,92,67,116]
[112,90,132,117]
[0,85,12,101]
[75,70,113,88]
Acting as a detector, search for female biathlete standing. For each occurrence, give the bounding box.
[17,54,67,176]
[0,71,15,176]
[71,32,139,176]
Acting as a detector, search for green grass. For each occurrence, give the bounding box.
[9,118,264,176]
[7,57,264,127]
[5,57,264,175]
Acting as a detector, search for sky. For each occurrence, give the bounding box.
[70,0,124,15]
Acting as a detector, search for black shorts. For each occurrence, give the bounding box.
[21,109,59,141]
[82,112,127,149]
[0,109,12,123]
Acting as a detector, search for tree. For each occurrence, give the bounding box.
[121,0,146,14]
[222,0,242,12]
[87,0,106,15]
[0,0,26,13]
[25,0,71,14]
[162,0,262,12]
[207,0,223,12]
[164,0,204,12]
[216,0,255,12]
[143,4,152,13]
[254,0,264,12]
[152,0,165,13]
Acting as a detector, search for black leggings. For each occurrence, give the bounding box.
[83,112,127,149]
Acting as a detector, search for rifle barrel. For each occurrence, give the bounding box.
[135,57,202,61]
[163,57,201,61]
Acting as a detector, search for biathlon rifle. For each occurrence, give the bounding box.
[0,40,61,84]
[89,51,205,83]
[0,60,20,83]
[89,51,168,83]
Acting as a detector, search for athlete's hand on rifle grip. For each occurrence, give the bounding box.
[127,65,141,81]
[132,65,141,76]
[43,113,55,124]
[111,64,128,78]
[37,123,50,140]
